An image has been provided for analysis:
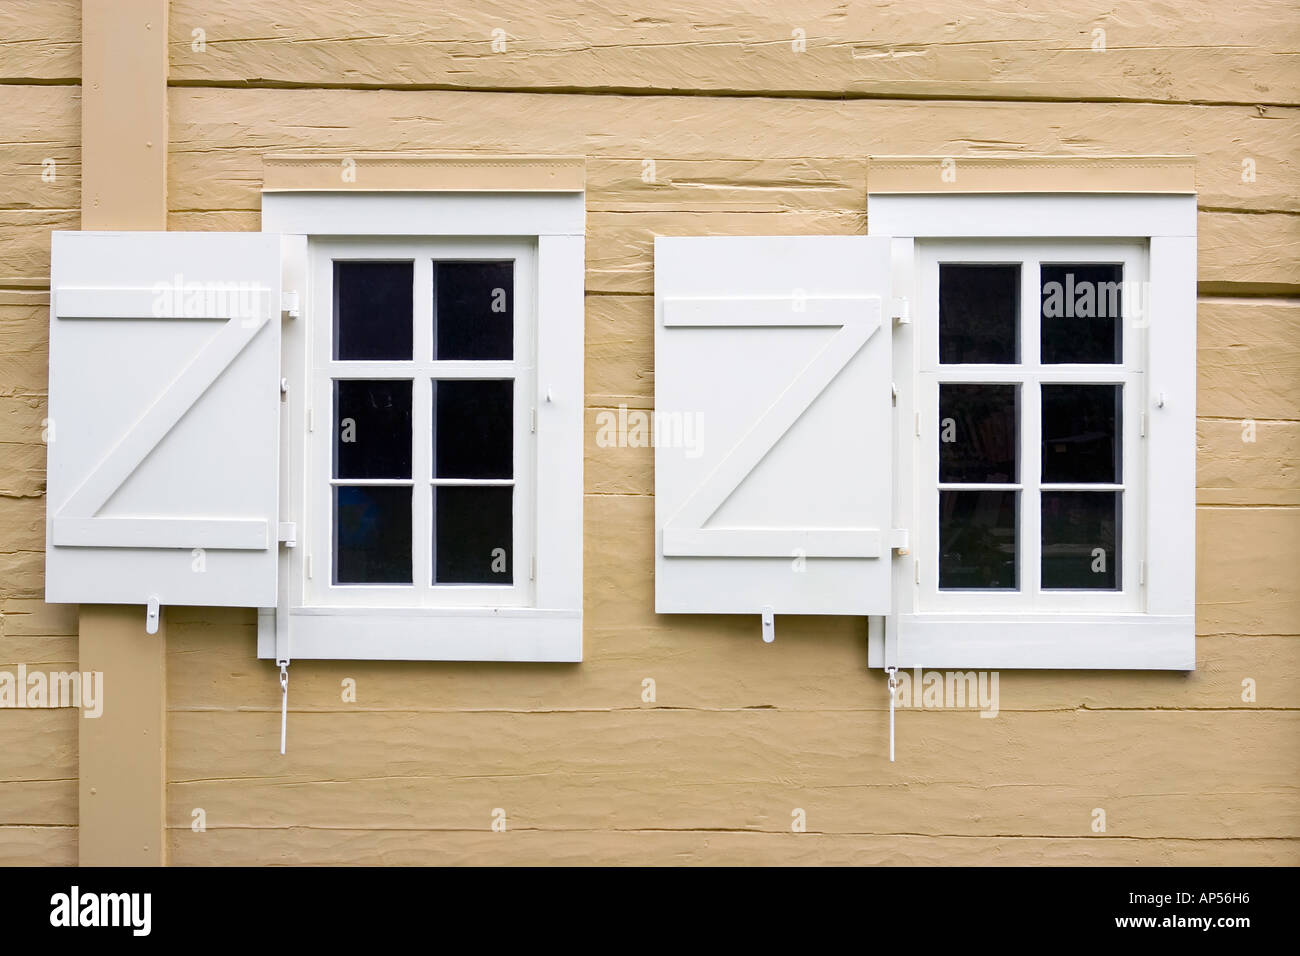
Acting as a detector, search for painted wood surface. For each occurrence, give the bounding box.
[0,0,1297,865]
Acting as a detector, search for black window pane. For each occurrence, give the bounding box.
[1041,491,1120,589]
[334,486,412,584]
[1040,264,1123,364]
[1041,384,1121,484]
[939,264,1019,364]
[939,384,1018,483]
[334,380,412,479]
[334,261,413,360]
[435,486,513,584]
[939,490,1018,589]
[434,261,513,360]
[434,380,513,479]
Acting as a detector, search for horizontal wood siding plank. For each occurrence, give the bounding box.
[164,0,1299,106]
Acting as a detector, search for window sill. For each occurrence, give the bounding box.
[869,612,1194,671]
[257,606,582,662]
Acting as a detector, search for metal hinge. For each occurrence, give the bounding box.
[530,406,537,433]
[307,407,313,433]
[890,529,910,556]
[1140,412,1147,438]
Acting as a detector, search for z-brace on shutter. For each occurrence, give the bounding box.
[654,236,895,616]
[46,231,288,608]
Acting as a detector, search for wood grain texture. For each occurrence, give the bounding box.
[166,828,1300,866]
[164,607,1298,714]
[0,827,76,865]
[165,708,1299,837]
[165,91,1299,215]
[164,0,1299,106]
[0,1,80,82]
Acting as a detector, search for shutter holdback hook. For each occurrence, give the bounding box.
[277,659,290,756]
[886,665,899,763]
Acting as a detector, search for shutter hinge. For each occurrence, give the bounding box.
[1140,411,1147,438]
[891,382,898,406]
[890,297,910,325]
[530,406,537,433]
[1139,560,1146,586]
[915,412,921,437]
[278,522,297,548]
[305,554,313,579]
[307,407,313,433]
[281,290,300,319]
[529,554,536,581]
[890,529,910,556]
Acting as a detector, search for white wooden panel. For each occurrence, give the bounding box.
[654,236,895,616]
[868,194,1196,239]
[262,192,585,237]
[46,231,283,608]
[257,608,581,662]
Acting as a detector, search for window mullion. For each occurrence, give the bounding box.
[1021,256,1042,607]
[412,257,434,599]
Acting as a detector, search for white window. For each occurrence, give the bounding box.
[43,180,586,663]
[653,183,1196,670]
[266,193,585,662]
[873,193,1196,670]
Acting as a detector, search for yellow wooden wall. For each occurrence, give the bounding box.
[1,0,1298,864]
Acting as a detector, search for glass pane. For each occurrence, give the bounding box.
[939,490,1018,589]
[939,264,1019,364]
[334,486,412,584]
[434,380,513,479]
[939,384,1018,483]
[434,486,513,584]
[434,261,513,360]
[1041,384,1121,484]
[333,380,412,479]
[1040,264,1123,364]
[334,261,413,360]
[1041,491,1120,589]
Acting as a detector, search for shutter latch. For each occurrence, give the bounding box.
[761,605,775,643]
[278,522,297,548]
[145,595,161,635]
[281,290,300,319]
[890,529,910,556]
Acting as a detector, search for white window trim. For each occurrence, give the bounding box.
[868,193,1196,670]
[258,191,584,662]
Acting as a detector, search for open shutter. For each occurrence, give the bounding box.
[654,236,895,615]
[46,231,284,608]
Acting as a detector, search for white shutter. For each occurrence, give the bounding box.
[654,236,895,615]
[46,231,284,608]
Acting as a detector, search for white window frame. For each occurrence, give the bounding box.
[258,192,585,662]
[916,238,1145,614]
[869,194,1196,670]
[307,236,536,609]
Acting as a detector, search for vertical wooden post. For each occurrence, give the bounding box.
[77,0,169,867]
